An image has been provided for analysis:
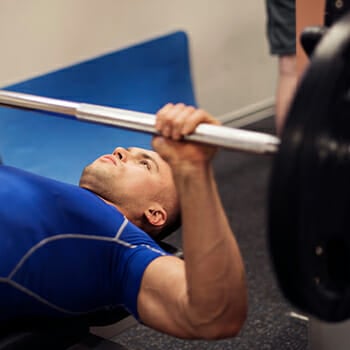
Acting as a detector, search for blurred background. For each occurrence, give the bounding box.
[0,0,277,119]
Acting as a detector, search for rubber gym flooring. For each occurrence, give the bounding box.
[84,116,306,350]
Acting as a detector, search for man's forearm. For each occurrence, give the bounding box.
[172,161,247,336]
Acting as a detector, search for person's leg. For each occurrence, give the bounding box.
[275,0,324,134]
[274,0,325,135]
[275,54,297,135]
[265,0,297,135]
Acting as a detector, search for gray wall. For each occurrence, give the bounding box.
[0,0,277,118]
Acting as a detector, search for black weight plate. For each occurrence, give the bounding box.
[268,12,350,322]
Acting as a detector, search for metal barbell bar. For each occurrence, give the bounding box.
[0,90,280,155]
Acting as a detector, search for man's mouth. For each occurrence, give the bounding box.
[100,155,117,165]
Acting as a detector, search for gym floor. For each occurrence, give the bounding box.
[87,116,308,350]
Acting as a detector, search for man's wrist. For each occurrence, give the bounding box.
[170,160,211,178]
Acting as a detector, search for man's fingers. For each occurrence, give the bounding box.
[155,103,174,133]
[155,103,219,141]
[156,103,185,137]
[170,105,196,140]
[181,109,221,135]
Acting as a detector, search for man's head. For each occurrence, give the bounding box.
[79,147,180,239]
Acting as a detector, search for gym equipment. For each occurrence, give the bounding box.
[0,90,279,156]
[269,11,350,322]
[301,25,328,58]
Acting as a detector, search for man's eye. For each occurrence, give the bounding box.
[140,160,151,170]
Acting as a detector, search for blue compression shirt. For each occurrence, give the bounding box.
[0,165,168,322]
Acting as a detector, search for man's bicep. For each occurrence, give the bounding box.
[137,255,195,338]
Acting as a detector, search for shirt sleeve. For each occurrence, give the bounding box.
[113,221,171,320]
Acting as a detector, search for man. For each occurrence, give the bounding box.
[0,103,247,339]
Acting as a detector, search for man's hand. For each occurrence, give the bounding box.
[152,103,221,168]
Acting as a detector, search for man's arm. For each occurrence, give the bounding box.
[137,104,247,339]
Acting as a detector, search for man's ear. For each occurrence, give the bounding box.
[144,205,167,228]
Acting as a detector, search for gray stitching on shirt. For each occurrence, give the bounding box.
[140,244,167,256]
[3,217,163,315]
[114,217,129,240]
[8,231,135,279]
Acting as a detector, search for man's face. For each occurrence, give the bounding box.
[79,147,177,222]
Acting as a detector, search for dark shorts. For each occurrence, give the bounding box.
[266,0,296,56]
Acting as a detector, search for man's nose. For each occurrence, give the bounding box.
[112,147,129,162]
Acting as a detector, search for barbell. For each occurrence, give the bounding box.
[1,12,350,324]
[0,90,279,156]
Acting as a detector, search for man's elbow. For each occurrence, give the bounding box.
[188,303,248,340]
[203,308,247,340]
